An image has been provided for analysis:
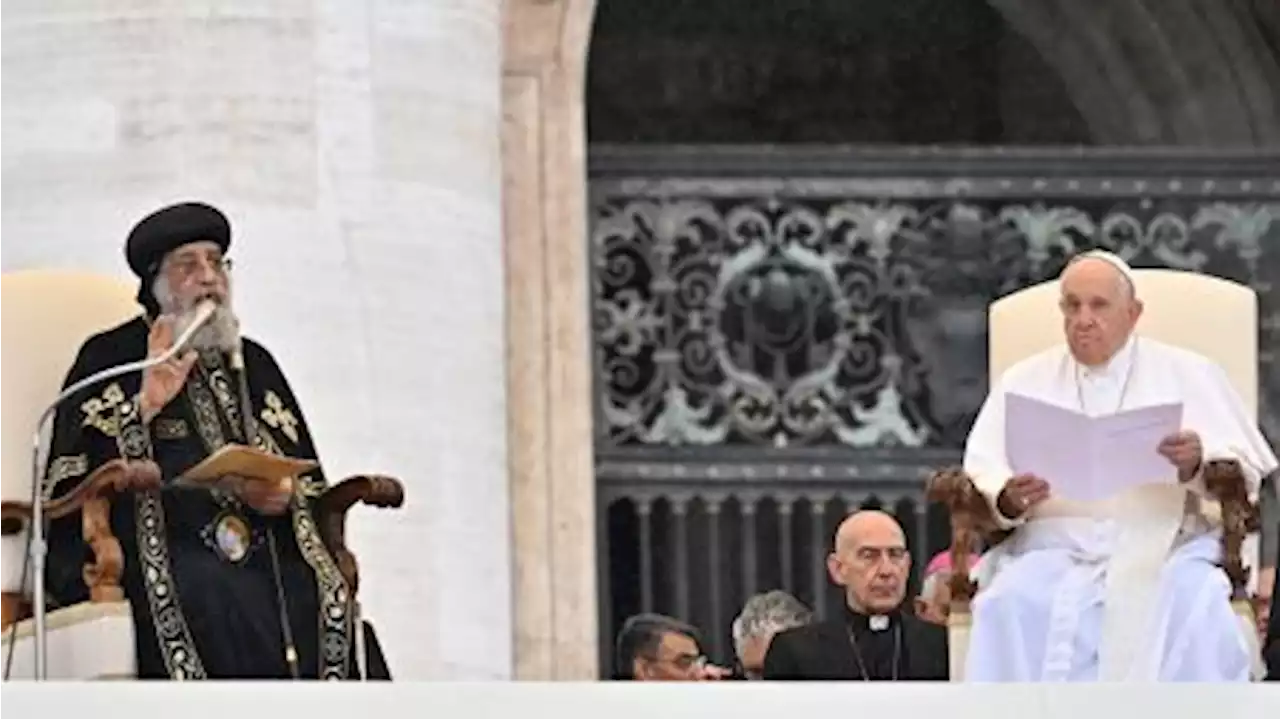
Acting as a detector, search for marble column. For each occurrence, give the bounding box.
[502,0,600,679]
[2,0,510,679]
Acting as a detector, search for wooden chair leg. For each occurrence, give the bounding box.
[0,458,160,627]
[926,466,999,615]
[313,475,405,598]
[1203,459,1261,601]
[81,496,125,603]
[0,591,24,629]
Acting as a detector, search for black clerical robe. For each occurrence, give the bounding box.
[762,606,948,681]
[1259,519,1280,675]
[43,315,389,680]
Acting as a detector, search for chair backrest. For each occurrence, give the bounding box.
[988,268,1258,417]
[1,270,141,504]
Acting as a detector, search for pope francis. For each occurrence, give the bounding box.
[962,250,1277,682]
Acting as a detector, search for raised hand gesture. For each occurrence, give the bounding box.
[140,315,198,422]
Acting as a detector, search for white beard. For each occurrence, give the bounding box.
[154,276,241,354]
[175,304,241,353]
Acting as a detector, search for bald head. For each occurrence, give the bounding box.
[834,510,904,553]
[828,510,910,614]
[1058,253,1144,366]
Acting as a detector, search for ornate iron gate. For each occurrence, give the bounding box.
[589,145,1280,673]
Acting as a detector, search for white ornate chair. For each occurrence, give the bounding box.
[1,269,404,680]
[2,270,144,679]
[928,268,1264,680]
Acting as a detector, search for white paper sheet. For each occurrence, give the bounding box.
[1004,393,1184,502]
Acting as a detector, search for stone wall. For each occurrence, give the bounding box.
[2,0,513,680]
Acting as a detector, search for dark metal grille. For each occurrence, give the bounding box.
[590,145,1280,675]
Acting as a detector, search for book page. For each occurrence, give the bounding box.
[1089,402,1184,499]
[175,444,318,487]
[1004,393,1092,497]
[1005,393,1183,502]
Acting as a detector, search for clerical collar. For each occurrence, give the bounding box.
[844,604,899,633]
[1076,334,1137,379]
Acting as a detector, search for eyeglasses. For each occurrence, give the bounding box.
[165,255,233,278]
[648,652,707,671]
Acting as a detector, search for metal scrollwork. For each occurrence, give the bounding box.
[594,198,930,449]
[591,156,1280,450]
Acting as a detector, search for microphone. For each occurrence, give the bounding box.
[176,299,218,354]
[3,300,220,681]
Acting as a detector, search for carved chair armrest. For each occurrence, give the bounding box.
[1,458,161,621]
[925,466,1012,614]
[312,475,405,598]
[1201,458,1260,601]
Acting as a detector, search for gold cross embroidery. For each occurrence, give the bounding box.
[260,391,300,444]
[81,383,127,437]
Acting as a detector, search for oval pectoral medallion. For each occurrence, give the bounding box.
[213,514,252,563]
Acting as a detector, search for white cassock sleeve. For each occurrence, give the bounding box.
[962,375,1023,530]
[1182,359,1278,503]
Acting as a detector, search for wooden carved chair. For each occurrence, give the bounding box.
[926,268,1263,680]
[0,269,404,679]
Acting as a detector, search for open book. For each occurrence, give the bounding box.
[173,444,318,487]
[1004,393,1183,503]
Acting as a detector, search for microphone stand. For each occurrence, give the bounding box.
[18,303,217,681]
[354,600,366,680]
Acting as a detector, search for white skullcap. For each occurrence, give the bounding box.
[1067,249,1136,289]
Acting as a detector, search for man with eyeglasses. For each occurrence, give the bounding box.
[762,510,948,680]
[41,202,390,680]
[614,613,731,681]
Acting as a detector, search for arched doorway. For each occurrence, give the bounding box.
[582,0,1280,676]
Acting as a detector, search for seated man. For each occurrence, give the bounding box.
[43,202,390,680]
[963,250,1277,682]
[763,510,948,681]
[613,613,729,681]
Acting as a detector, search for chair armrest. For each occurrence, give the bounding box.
[312,475,405,598]
[925,466,1011,614]
[1,458,162,608]
[1202,458,1261,601]
[1,458,162,531]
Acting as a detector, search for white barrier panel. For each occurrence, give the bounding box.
[0,602,136,680]
[2,683,1278,718]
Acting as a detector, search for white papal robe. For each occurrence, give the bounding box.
[962,334,1277,682]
